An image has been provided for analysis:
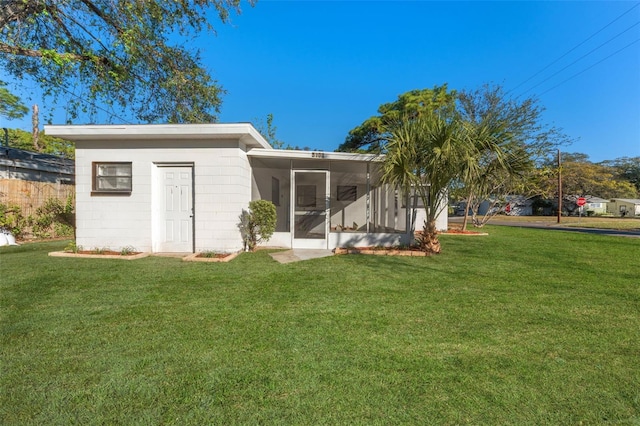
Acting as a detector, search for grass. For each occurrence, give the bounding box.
[1,228,639,424]
[486,214,640,230]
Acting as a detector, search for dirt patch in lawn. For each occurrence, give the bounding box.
[49,251,149,260]
[182,251,240,263]
[441,224,488,235]
[441,229,488,235]
[334,247,430,257]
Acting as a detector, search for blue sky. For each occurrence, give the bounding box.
[4,1,640,162]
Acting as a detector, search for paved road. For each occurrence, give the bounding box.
[449,217,640,239]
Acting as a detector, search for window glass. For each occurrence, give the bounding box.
[93,162,132,193]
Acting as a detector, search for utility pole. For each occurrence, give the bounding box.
[31,104,42,152]
[557,149,562,224]
[32,104,41,152]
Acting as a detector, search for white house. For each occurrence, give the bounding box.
[583,196,608,215]
[45,123,447,254]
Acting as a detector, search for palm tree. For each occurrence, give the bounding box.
[382,111,473,254]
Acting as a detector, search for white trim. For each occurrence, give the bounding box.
[292,170,330,249]
[44,123,272,149]
[152,164,195,253]
[329,232,410,249]
[248,148,383,162]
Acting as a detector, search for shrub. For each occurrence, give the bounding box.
[199,250,221,258]
[120,246,137,255]
[53,222,74,237]
[64,241,82,253]
[0,195,75,240]
[238,200,277,251]
[0,202,27,238]
[32,195,75,238]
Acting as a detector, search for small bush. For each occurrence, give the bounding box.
[238,200,277,251]
[33,196,75,238]
[120,246,137,255]
[64,241,82,253]
[199,250,221,258]
[54,222,74,237]
[0,203,27,238]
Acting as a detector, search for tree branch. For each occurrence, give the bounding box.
[78,0,124,35]
[0,0,45,30]
[0,41,114,69]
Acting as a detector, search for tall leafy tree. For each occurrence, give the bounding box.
[456,84,568,228]
[337,84,457,153]
[382,111,472,254]
[0,0,254,123]
[561,160,637,200]
[561,154,637,198]
[0,80,28,120]
[600,157,640,194]
[538,153,638,214]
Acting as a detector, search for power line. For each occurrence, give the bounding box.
[509,2,640,94]
[47,79,134,124]
[2,77,133,126]
[537,37,640,97]
[518,21,640,97]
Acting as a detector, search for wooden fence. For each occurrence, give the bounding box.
[0,179,74,216]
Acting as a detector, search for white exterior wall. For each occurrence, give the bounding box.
[194,142,252,253]
[75,142,151,252]
[412,190,448,232]
[75,139,251,253]
[412,207,448,232]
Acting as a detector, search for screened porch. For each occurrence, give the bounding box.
[248,150,421,249]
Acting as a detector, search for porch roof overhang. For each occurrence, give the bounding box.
[247,148,384,163]
[43,123,272,149]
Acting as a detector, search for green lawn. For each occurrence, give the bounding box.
[485,215,640,231]
[1,227,639,424]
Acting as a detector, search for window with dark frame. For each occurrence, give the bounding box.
[337,185,357,201]
[92,162,132,194]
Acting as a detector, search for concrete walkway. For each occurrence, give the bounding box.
[269,249,334,264]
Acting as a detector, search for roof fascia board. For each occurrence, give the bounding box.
[44,123,272,149]
[247,148,383,162]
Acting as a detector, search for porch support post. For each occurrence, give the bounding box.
[366,162,370,234]
[289,160,294,248]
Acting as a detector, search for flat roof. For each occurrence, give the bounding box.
[44,123,272,149]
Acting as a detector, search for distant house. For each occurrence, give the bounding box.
[608,199,640,217]
[472,195,533,216]
[584,196,608,215]
[0,146,75,216]
[0,146,74,184]
[503,195,533,216]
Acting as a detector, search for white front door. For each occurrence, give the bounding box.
[158,166,193,252]
[292,170,329,249]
